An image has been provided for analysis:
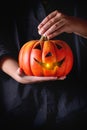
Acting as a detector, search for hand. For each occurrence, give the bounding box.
[16,68,66,84]
[0,57,66,84]
[38,10,87,39]
[38,10,73,39]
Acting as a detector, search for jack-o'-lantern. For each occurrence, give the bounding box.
[18,36,74,78]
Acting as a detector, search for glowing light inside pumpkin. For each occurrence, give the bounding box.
[43,63,54,70]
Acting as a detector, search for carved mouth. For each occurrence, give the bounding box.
[34,57,65,70]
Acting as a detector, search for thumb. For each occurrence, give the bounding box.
[17,68,25,76]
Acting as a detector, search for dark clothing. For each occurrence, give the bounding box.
[0,0,87,129]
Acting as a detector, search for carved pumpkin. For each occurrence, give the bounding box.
[18,37,74,77]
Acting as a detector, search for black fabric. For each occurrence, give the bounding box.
[0,0,87,129]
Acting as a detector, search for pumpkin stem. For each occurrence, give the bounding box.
[40,36,48,41]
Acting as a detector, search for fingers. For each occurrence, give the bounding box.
[38,10,67,39]
[23,75,66,84]
[34,76,58,81]
[19,76,58,84]
[38,10,59,30]
[46,25,65,39]
[38,11,62,34]
[43,20,65,39]
[58,76,66,80]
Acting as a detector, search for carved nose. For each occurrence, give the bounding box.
[45,52,52,57]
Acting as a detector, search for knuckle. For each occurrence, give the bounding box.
[54,23,58,28]
[55,10,58,14]
[56,12,63,17]
[49,19,54,24]
[46,15,50,21]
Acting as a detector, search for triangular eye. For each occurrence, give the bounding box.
[45,52,52,57]
[34,43,41,50]
[56,44,62,49]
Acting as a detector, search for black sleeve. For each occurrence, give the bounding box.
[0,15,19,60]
[75,0,87,48]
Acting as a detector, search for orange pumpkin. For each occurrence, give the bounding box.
[18,37,74,77]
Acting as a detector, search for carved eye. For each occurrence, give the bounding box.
[45,52,52,57]
[56,44,62,49]
[34,43,41,50]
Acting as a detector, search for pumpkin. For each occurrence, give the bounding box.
[18,36,74,77]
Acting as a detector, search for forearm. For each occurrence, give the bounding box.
[71,17,87,38]
[0,56,20,81]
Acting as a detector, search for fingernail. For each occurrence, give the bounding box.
[38,25,40,29]
[38,30,41,35]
